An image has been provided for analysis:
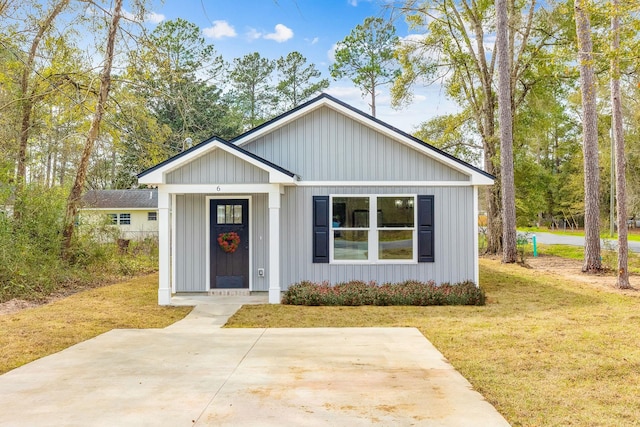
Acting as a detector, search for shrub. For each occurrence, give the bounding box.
[0,186,158,303]
[282,279,485,306]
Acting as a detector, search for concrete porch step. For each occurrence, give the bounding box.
[207,289,251,296]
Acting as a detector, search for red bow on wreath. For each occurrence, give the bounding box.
[217,231,241,253]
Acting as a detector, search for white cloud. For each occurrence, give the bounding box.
[347,0,373,6]
[306,36,319,45]
[327,43,338,63]
[246,28,262,41]
[203,20,237,39]
[263,24,294,43]
[120,9,164,24]
[144,12,165,24]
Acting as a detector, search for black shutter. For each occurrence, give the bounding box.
[313,196,330,263]
[417,195,434,262]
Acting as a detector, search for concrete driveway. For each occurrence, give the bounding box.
[0,297,510,426]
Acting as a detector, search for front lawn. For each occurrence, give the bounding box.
[227,258,640,427]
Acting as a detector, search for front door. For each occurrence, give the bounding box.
[210,199,249,289]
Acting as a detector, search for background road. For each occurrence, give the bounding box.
[531,232,640,253]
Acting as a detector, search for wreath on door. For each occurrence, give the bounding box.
[217,231,241,253]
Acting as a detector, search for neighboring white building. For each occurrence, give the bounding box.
[80,189,158,240]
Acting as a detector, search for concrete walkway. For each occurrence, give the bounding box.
[0,296,510,426]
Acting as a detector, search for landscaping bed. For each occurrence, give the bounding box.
[282,280,485,306]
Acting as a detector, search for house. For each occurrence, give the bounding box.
[80,189,158,240]
[138,94,494,305]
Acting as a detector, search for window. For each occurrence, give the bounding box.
[119,213,131,225]
[107,213,118,225]
[217,204,242,224]
[147,212,157,221]
[331,195,416,262]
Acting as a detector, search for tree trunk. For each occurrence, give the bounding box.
[370,75,377,117]
[61,0,123,259]
[610,0,629,288]
[574,0,601,272]
[497,0,517,263]
[15,0,70,187]
[485,138,502,254]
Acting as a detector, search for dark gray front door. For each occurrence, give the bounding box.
[210,199,249,289]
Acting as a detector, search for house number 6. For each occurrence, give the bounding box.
[217,186,221,192]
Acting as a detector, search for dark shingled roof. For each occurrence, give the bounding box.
[82,189,157,209]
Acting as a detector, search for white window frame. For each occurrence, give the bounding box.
[118,213,131,225]
[329,194,417,264]
[147,211,157,221]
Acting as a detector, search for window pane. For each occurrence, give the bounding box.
[377,197,414,228]
[379,230,413,260]
[225,205,232,223]
[147,212,157,221]
[217,205,225,224]
[332,197,369,228]
[107,214,117,224]
[233,205,242,224]
[119,213,131,225]
[334,230,368,260]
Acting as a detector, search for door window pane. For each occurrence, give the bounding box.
[233,205,242,224]
[217,205,225,224]
[379,230,413,260]
[217,203,244,224]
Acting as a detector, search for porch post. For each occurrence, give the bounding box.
[268,187,282,303]
[473,186,480,286]
[158,187,172,305]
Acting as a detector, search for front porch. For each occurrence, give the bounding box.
[157,184,286,305]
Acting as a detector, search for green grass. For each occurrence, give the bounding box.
[0,274,191,374]
[227,258,640,427]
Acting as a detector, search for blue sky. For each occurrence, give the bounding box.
[141,0,459,132]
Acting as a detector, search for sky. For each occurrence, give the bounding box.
[139,0,459,133]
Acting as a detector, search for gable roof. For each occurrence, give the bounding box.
[82,189,157,209]
[137,136,297,185]
[232,93,494,185]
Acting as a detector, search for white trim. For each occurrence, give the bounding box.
[329,194,418,265]
[157,190,171,305]
[473,186,480,286]
[297,181,474,187]
[137,139,296,185]
[80,207,157,211]
[162,183,285,194]
[268,188,281,303]
[171,194,177,294]
[205,196,253,292]
[233,96,494,186]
